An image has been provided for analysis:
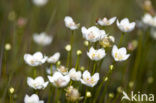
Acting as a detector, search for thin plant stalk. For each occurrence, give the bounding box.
[92,61,97,74]
[99,66,114,103]
[69,31,74,68]
[75,55,80,70]
[66,51,70,68]
[118,32,125,48]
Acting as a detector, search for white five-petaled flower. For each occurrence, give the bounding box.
[24,52,47,66]
[47,52,60,64]
[112,45,130,61]
[80,70,99,87]
[33,0,48,6]
[81,26,107,42]
[48,72,70,87]
[33,32,53,46]
[24,94,44,103]
[69,68,81,81]
[27,76,49,90]
[64,16,79,30]
[97,17,116,26]
[142,13,156,27]
[87,47,106,61]
[117,18,136,32]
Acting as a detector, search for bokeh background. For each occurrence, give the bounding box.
[0,0,156,102]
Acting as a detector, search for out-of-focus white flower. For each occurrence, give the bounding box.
[117,18,136,32]
[33,32,53,46]
[112,45,130,61]
[33,0,48,6]
[57,65,68,75]
[64,16,79,30]
[69,68,81,81]
[150,28,156,39]
[24,52,47,66]
[97,17,116,26]
[87,47,106,61]
[24,94,44,103]
[47,52,60,64]
[81,26,107,42]
[27,76,48,90]
[142,13,156,27]
[99,35,115,48]
[65,86,83,102]
[48,72,70,87]
[5,43,11,51]
[80,70,99,87]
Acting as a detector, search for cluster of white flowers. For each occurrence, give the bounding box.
[24,15,134,102]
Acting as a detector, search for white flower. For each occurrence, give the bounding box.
[112,45,130,61]
[80,70,99,87]
[142,13,156,27]
[24,52,47,66]
[27,76,49,90]
[87,47,106,61]
[150,28,156,40]
[24,94,44,103]
[48,72,70,87]
[47,52,60,64]
[117,18,136,32]
[33,0,48,6]
[81,26,107,42]
[57,65,68,75]
[33,32,53,46]
[64,16,79,30]
[69,68,81,81]
[97,17,116,26]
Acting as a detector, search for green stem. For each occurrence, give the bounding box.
[66,52,70,68]
[97,58,104,72]
[33,68,37,78]
[69,31,74,68]
[92,61,97,74]
[50,64,53,76]
[75,56,80,70]
[93,77,106,103]
[10,94,13,103]
[118,32,125,48]
[99,67,114,103]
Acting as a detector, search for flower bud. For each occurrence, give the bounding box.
[86,91,91,98]
[9,87,14,94]
[65,44,71,51]
[8,11,16,21]
[109,93,114,98]
[76,50,82,55]
[84,40,89,46]
[147,76,154,84]
[80,66,85,71]
[5,43,11,51]
[109,65,114,70]
[128,81,134,88]
[127,40,138,51]
[104,77,108,82]
[99,36,115,48]
[117,86,123,93]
